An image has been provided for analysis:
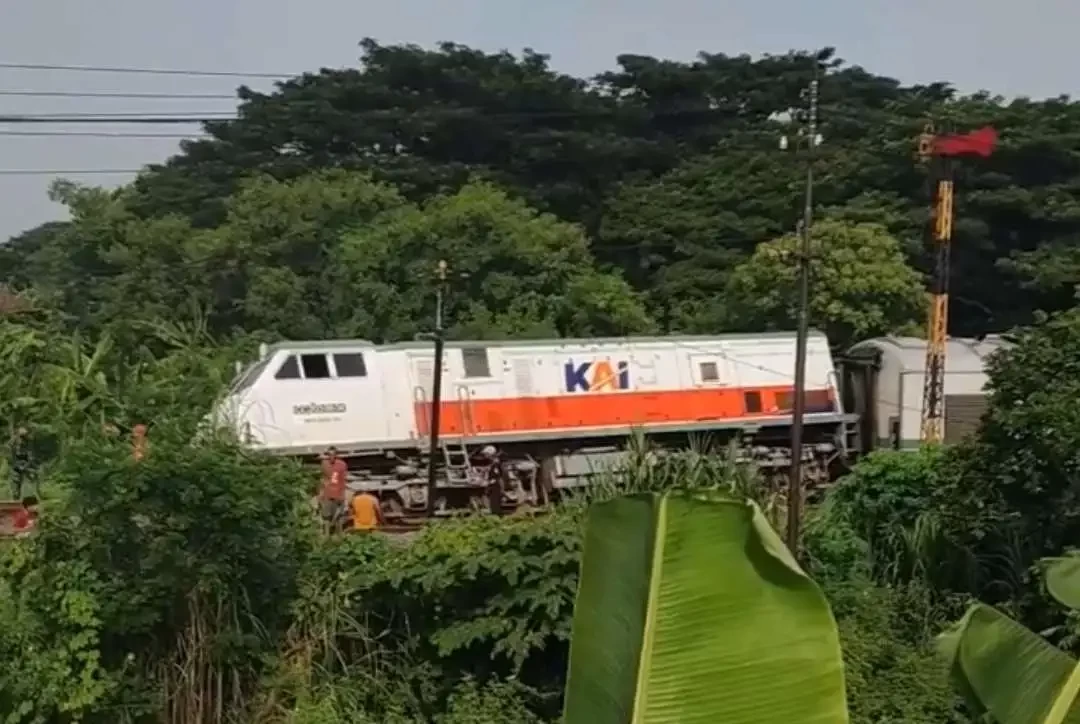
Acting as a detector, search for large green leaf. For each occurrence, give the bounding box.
[938,603,1080,723]
[1042,555,1080,610]
[562,492,849,724]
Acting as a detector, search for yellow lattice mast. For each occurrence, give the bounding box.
[919,123,953,444]
[916,123,997,444]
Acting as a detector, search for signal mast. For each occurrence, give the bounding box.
[916,124,998,444]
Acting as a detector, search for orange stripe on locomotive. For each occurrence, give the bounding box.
[415,352,837,437]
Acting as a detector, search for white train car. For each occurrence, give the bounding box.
[841,335,1008,451]
[214,332,853,514]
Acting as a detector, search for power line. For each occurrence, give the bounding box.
[0,114,231,122]
[0,102,852,127]
[0,89,240,100]
[0,169,141,175]
[0,130,201,138]
[0,61,292,79]
[0,105,748,126]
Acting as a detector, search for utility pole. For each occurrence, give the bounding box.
[425,260,449,516]
[785,62,820,555]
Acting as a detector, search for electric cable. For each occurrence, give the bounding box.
[0,61,292,78]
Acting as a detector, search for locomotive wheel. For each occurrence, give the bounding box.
[381,494,405,519]
[537,457,557,507]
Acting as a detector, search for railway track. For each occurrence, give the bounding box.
[371,506,554,536]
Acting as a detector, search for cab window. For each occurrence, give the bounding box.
[275,355,301,380]
[300,353,331,379]
[334,353,367,377]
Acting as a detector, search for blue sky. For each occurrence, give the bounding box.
[1,0,1077,240]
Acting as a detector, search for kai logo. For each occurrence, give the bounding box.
[564,359,631,393]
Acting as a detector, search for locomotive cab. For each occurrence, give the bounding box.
[216,340,389,456]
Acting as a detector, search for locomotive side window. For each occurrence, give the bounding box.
[334,352,367,377]
[462,347,491,378]
[300,353,331,379]
[744,391,763,414]
[275,355,301,380]
[699,361,720,383]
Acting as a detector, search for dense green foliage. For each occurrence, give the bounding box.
[5,40,1080,345]
[2,37,1080,722]
[724,219,925,341]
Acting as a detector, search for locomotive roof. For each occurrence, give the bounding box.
[260,330,829,355]
[847,335,1010,374]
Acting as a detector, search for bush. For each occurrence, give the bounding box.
[805,504,972,723]
[0,431,313,722]
[261,511,581,722]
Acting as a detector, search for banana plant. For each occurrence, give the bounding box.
[562,491,849,724]
[938,553,1080,723]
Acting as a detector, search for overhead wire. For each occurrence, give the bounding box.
[0,104,762,148]
[0,61,293,78]
[0,129,203,138]
[0,89,241,100]
[0,101,810,124]
[0,169,141,175]
[0,112,233,120]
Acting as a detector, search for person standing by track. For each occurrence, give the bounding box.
[7,426,36,501]
[319,446,349,533]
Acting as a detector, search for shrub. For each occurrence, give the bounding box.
[0,430,313,722]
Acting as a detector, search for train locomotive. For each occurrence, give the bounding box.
[210,331,1006,517]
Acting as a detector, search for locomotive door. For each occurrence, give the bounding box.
[411,357,435,440]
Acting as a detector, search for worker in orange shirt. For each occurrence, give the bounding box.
[350,489,384,532]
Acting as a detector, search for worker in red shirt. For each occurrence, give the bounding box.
[319,447,348,533]
[12,495,38,536]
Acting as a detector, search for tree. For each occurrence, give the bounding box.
[938,308,1080,576]
[333,181,655,341]
[13,170,652,345]
[13,44,1080,343]
[127,42,844,235]
[723,219,925,344]
[0,220,70,288]
[184,169,407,338]
[596,142,796,332]
[6,182,204,334]
[128,39,665,232]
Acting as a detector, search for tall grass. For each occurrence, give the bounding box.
[571,431,773,504]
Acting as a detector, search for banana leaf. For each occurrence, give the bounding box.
[1042,555,1080,611]
[938,603,1080,723]
[562,491,849,724]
